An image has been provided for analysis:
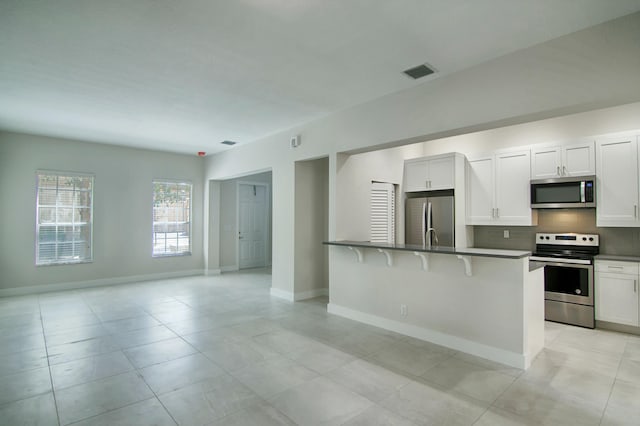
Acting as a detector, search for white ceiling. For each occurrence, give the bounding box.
[1,1,640,155]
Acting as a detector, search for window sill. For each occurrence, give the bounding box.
[152,252,192,258]
[36,259,93,267]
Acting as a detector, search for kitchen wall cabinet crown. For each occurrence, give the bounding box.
[595,260,639,327]
[403,153,455,192]
[596,135,639,227]
[466,148,537,226]
[531,140,595,179]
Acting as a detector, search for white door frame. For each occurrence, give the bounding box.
[236,181,271,269]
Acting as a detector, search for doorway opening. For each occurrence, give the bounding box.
[294,157,329,300]
[217,171,272,272]
[237,182,269,269]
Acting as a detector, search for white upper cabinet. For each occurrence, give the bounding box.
[466,149,536,226]
[531,141,595,179]
[495,150,534,224]
[466,156,495,224]
[531,146,561,179]
[404,154,454,192]
[596,135,639,227]
[404,159,429,192]
[564,142,596,176]
[427,156,455,190]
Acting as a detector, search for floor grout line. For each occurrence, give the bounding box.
[39,294,63,426]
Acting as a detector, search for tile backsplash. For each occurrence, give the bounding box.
[473,209,640,255]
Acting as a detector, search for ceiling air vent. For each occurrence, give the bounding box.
[403,63,435,80]
[221,140,237,146]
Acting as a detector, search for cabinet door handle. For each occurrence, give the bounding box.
[556,166,560,176]
[635,205,638,218]
[496,208,499,218]
[635,279,637,293]
[563,165,567,176]
[607,265,624,270]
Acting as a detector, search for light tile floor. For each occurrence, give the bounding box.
[1,268,639,425]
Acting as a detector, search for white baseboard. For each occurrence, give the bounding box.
[0,269,205,298]
[270,287,294,302]
[221,265,239,272]
[327,303,527,369]
[294,288,329,301]
[270,287,328,302]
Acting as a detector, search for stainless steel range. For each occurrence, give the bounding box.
[530,233,599,328]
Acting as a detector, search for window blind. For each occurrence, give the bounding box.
[36,171,94,265]
[370,182,396,244]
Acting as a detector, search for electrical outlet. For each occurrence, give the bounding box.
[503,230,510,239]
[400,304,408,316]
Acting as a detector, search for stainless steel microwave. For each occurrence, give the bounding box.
[530,176,596,208]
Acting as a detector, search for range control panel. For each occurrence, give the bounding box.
[535,233,599,246]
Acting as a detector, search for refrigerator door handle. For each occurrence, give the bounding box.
[427,201,432,247]
[426,202,439,247]
[422,202,426,246]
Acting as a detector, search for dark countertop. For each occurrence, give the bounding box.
[323,240,531,259]
[596,254,640,262]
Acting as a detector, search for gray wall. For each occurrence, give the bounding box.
[474,209,640,255]
[0,131,205,291]
[294,157,329,296]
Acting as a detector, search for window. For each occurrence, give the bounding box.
[36,171,94,265]
[153,180,192,256]
[370,181,396,243]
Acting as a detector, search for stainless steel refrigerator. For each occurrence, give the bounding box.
[405,190,455,247]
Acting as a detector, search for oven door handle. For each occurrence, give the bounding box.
[529,256,592,266]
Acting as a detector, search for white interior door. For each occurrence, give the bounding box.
[238,183,268,269]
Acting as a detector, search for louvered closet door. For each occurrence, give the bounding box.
[370,182,395,243]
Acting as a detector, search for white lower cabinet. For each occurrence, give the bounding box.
[595,260,640,327]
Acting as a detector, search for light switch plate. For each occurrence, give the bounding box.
[503,230,510,239]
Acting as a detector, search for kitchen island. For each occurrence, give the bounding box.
[324,241,544,369]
